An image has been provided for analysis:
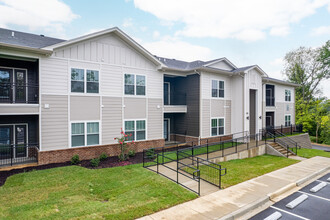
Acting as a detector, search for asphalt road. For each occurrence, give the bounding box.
[312,144,330,151]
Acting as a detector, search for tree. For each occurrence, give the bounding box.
[310,99,330,143]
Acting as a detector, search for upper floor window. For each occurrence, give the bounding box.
[71,68,99,93]
[211,118,224,136]
[266,84,275,106]
[124,74,146,96]
[212,80,224,98]
[285,90,291,102]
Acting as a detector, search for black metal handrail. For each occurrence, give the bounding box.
[0,83,39,104]
[265,132,297,157]
[272,129,301,149]
[0,143,39,166]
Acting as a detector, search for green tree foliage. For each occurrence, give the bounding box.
[283,41,330,143]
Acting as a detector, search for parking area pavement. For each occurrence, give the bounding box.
[250,172,330,220]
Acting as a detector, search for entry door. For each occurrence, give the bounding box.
[0,126,13,159]
[249,90,256,135]
[164,82,170,105]
[0,68,13,103]
[15,125,27,158]
[164,119,170,141]
[14,70,27,103]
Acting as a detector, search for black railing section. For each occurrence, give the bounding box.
[0,144,39,167]
[143,131,264,194]
[266,96,275,106]
[264,132,297,157]
[0,83,39,104]
[261,124,303,136]
[164,92,186,105]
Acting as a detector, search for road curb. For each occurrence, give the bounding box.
[296,166,330,186]
[267,182,297,200]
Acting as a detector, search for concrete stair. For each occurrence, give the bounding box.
[268,142,295,157]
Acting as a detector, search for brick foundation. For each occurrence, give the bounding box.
[38,138,164,165]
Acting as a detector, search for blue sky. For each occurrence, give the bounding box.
[0,0,329,97]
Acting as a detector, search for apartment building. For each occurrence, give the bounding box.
[0,27,299,165]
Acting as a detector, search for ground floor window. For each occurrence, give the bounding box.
[211,118,224,136]
[124,119,146,141]
[71,122,99,147]
[285,115,291,127]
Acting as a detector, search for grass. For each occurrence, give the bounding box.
[189,155,299,189]
[0,164,197,220]
[297,148,330,159]
[157,142,243,163]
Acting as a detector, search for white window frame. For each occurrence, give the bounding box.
[124,73,147,96]
[210,117,225,136]
[123,119,147,141]
[70,121,101,147]
[70,68,100,94]
[211,79,225,98]
[285,114,291,127]
[285,89,291,102]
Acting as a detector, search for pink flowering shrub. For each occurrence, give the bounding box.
[114,128,134,161]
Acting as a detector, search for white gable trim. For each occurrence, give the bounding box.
[243,65,268,77]
[204,57,237,69]
[42,27,164,67]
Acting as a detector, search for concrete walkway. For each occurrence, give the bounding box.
[139,156,330,220]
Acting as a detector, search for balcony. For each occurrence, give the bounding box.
[266,96,275,107]
[164,92,187,113]
[0,83,39,104]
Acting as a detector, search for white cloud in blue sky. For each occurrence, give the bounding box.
[0,0,329,97]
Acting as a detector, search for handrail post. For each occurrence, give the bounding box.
[176,149,179,183]
[219,166,221,188]
[291,124,293,135]
[11,144,13,166]
[143,149,145,167]
[236,139,238,153]
[222,142,224,157]
[157,153,159,174]
[281,125,283,133]
[207,139,209,160]
[162,147,164,164]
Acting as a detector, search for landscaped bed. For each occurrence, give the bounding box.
[0,164,197,220]
[297,148,330,158]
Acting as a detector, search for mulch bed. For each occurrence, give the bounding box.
[0,152,144,187]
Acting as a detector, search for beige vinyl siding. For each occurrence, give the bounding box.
[225,100,232,134]
[40,57,68,94]
[207,61,234,71]
[70,96,100,121]
[202,99,211,137]
[53,33,156,70]
[148,98,163,140]
[0,105,39,114]
[101,64,122,97]
[124,97,146,119]
[211,99,225,117]
[201,71,231,100]
[102,96,122,144]
[41,95,68,151]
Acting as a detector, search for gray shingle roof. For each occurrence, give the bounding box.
[0,28,65,49]
[231,65,256,73]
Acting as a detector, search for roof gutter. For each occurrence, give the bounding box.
[160,66,236,76]
[262,78,300,87]
[0,42,53,55]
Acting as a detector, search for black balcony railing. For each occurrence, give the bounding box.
[164,92,186,105]
[266,96,275,106]
[0,144,39,167]
[0,83,39,104]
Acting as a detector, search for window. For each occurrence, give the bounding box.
[124,120,146,141]
[71,122,99,147]
[71,68,99,93]
[285,90,291,102]
[285,115,291,127]
[71,68,84,93]
[87,70,99,93]
[212,80,224,98]
[87,122,99,145]
[286,104,290,111]
[71,123,85,147]
[124,74,146,96]
[266,84,275,106]
[211,118,224,136]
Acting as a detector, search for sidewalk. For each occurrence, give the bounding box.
[138,156,330,220]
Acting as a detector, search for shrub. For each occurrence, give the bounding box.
[90,158,100,168]
[128,150,135,157]
[114,128,135,161]
[146,149,155,159]
[99,153,108,161]
[310,136,317,143]
[71,154,80,165]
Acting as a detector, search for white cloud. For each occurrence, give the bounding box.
[134,0,330,41]
[123,18,133,27]
[311,25,330,36]
[0,0,78,37]
[270,57,284,66]
[142,36,212,61]
[152,31,160,39]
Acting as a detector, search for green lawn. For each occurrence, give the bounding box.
[0,164,197,220]
[157,142,242,163]
[192,155,299,188]
[297,148,330,159]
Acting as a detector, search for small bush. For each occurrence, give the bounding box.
[90,158,100,168]
[99,153,108,161]
[310,136,317,143]
[118,153,128,161]
[71,155,80,165]
[128,150,135,157]
[146,149,155,159]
